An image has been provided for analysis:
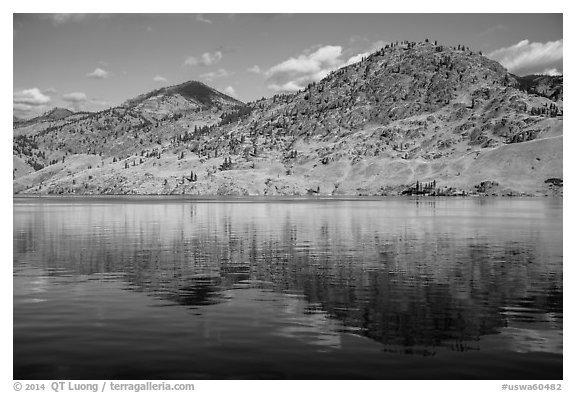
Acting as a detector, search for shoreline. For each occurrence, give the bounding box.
[13,193,562,201]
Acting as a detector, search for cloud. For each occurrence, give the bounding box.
[45,14,89,25]
[200,68,231,81]
[13,103,42,118]
[62,92,88,103]
[13,88,51,106]
[196,14,213,24]
[487,39,563,76]
[184,51,223,66]
[539,68,562,76]
[153,75,168,83]
[268,81,304,92]
[265,44,376,92]
[13,88,53,118]
[67,95,110,112]
[247,65,261,74]
[223,86,238,98]
[62,92,88,111]
[346,52,370,66]
[264,45,343,91]
[86,68,109,79]
[268,45,342,76]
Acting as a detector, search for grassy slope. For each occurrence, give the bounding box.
[14,131,562,196]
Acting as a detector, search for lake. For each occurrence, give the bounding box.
[13,196,563,380]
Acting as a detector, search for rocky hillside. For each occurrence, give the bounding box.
[514,74,563,102]
[13,41,563,196]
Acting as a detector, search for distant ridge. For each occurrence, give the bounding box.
[42,107,75,121]
[513,74,563,102]
[14,107,75,128]
[123,80,244,108]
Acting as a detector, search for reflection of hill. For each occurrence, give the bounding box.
[13,198,562,353]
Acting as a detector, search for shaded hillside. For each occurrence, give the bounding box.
[513,74,563,102]
[13,41,563,196]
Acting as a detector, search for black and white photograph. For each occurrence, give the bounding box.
[11,9,565,388]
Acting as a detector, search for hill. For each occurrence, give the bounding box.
[513,74,563,102]
[13,41,563,196]
[124,80,244,108]
[14,107,75,128]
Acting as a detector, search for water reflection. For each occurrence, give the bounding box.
[13,197,563,379]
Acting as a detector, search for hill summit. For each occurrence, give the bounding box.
[123,80,243,108]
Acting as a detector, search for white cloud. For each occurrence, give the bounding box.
[13,88,51,105]
[539,68,562,76]
[153,75,168,83]
[487,39,563,76]
[200,68,231,81]
[247,65,261,74]
[13,103,50,119]
[184,51,223,66]
[268,81,304,92]
[86,68,109,79]
[196,14,213,24]
[223,86,237,98]
[46,14,89,25]
[346,52,370,65]
[265,44,376,92]
[264,45,343,91]
[267,45,342,77]
[62,92,88,111]
[62,92,88,102]
[13,88,53,118]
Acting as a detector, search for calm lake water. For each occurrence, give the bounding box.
[13,197,562,380]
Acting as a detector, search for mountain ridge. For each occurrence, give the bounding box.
[13,40,563,196]
[123,80,244,108]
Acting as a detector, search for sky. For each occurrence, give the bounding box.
[13,13,563,119]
